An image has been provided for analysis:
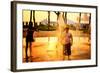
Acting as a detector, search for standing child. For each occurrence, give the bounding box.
[63,26,73,60]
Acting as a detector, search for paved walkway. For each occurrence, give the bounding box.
[23,34,90,62]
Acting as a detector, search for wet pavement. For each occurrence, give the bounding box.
[22,30,91,62]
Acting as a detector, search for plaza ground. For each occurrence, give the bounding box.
[22,30,91,62]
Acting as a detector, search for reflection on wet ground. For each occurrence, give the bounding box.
[23,32,90,62]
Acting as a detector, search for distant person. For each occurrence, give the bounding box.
[25,22,35,62]
[63,25,73,60]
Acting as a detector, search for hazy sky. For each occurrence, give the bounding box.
[23,10,90,23]
[23,10,57,22]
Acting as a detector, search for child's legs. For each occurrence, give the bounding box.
[63,43,71,60]
[63,45,67,55]
[67,43,71,60]
[67,43,71,55]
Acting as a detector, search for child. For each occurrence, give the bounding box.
[63,26,73,60]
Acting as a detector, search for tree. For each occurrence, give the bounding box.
[33,10,35,26]
[48,11,50,30]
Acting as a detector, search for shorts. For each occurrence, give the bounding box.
[63,43,71,56]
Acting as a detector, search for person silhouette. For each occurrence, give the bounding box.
[25,22,35,62]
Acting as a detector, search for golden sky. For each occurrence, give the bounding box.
[23,10,57,22]
[23,10,90,23]
[67,13,79,23]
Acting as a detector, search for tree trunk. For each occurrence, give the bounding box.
[48,11,50,30]
[33,10,35,26]
[30,10,32,22]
